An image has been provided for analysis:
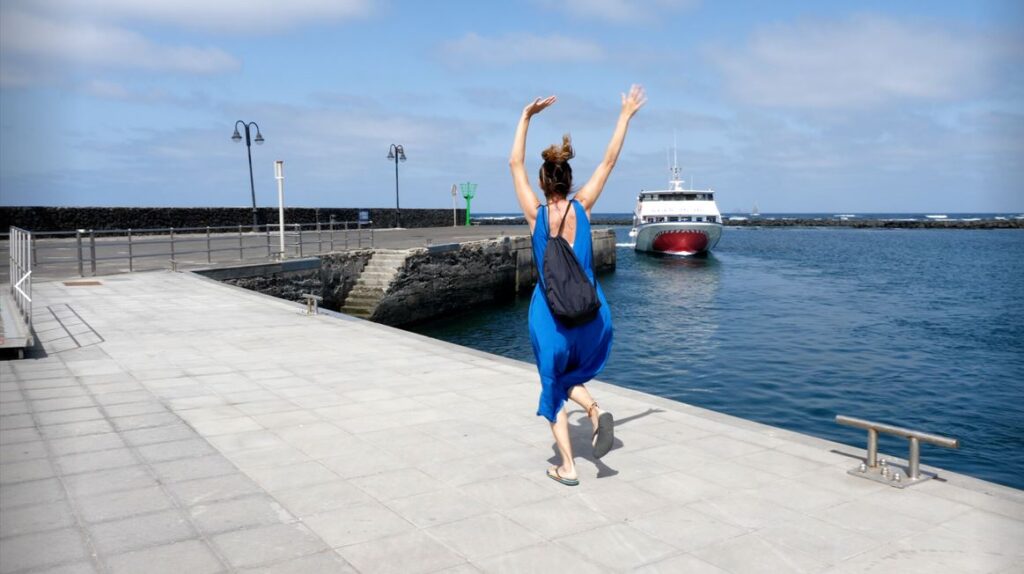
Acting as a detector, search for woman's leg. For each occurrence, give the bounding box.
[549,406,576,478]
[568,384,601,429]
[569,384,614,458]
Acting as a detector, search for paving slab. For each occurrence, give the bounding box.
[1,270,1021,573]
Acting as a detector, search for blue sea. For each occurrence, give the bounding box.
[409,225,1024,489]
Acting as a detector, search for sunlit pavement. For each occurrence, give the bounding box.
[1,270,1021,573]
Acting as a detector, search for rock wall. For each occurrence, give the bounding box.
[197,229,617,327]
[372,239,521,326]
[1,207,465,232]
[372,229,616,326]
[200,252,372,309]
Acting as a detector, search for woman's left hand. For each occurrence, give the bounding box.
[621,85,647,118]
[523,96,557,118]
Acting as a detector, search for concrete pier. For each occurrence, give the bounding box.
[1,271,1022,573]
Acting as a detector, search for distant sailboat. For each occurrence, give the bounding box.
[751,202,760,217]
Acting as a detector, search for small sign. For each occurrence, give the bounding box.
[359,210,369,222]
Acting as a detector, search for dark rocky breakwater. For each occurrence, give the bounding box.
[0,206,465,231]
[474,215,1024,229]
[724,217,1024,229]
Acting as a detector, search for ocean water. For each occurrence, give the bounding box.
[409,226,1024,489]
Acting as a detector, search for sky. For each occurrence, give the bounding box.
[0,0,1022,214]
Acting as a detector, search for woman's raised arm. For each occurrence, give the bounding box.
[576,85,646,214]
[509,96,556,230]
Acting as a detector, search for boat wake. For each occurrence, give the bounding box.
[616,242,637,248]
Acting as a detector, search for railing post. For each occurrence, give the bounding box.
[866,428,878,468]
[127,229,134,272]
[329,218,335,251]
[169,227,176,265]
[76,230,84,277]
[294,224,303,257]
[357,222,362,248]
[908,437,921,480]
[266,225,272,258]
[238,225,244,260]
[206,227,212,263]
[317,225,323,254]
[370,223,374,247]
[344,221,349,250]
[89,230,97,276]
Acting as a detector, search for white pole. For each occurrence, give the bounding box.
[451,184,458,227]
[275,160,285,259]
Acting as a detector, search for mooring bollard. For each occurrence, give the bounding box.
[836,414,959,488]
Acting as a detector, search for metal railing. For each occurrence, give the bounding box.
[836,414,959,488]
[0,220,373,278]
[8,227,33,334]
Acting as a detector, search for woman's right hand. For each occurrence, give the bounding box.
[523,96,557,118]
[621,84,647,118]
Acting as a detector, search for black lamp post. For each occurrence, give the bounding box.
[386,144,406,228]
[232,121,264,231]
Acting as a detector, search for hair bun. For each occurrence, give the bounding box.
[541,134,575,164]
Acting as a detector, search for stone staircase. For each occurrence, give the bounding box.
[339,249,410,319]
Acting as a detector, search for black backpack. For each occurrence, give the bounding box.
[542,201,601,327]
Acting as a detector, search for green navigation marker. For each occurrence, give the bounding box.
[460,182,477,226]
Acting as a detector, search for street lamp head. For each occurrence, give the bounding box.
[254,131,264,145]
[397,145,407,161]
[387,149,395,160]
[231,129,242,142]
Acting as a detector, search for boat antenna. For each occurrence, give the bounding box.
[669,130,682,190]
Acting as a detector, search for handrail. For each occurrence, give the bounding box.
[7,226,34,347]
[836,414,959,487]
[1,220,372,277]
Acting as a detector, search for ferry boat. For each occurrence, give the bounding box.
[628,156,722,256]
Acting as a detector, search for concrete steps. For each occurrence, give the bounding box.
[339,249,411,319]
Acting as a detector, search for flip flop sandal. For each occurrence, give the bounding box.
[589,403,614,459]
[547,467,579,486]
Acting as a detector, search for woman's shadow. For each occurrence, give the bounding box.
[548,408,663,478]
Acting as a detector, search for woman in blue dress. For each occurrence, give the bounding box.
[509,85,646,486]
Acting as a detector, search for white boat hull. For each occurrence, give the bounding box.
[631,222,722,256]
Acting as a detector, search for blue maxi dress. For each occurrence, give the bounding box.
[530,200,614,422]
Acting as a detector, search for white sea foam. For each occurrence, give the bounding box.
[925,214,948,219]
[616,242,636,248]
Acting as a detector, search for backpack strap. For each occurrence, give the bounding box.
[555,199,574,238]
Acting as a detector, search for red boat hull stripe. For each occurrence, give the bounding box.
[651,230,709,254]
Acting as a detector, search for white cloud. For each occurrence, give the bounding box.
[709,15,1013,109]
[0,10,239,77]
[537,0,700,24]
[9,0,373,33]
[441,32,605,66]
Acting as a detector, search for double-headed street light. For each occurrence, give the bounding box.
[232,121,265,230]
[386,144,407,228]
